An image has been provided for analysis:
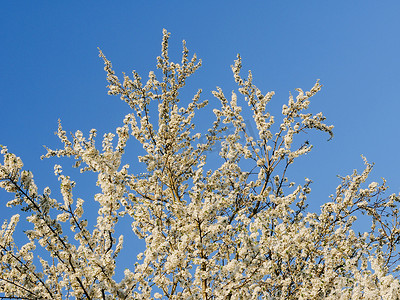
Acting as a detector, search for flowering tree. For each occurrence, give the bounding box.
[1,29,400,300]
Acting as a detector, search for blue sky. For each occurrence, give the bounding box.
[1,0,400,281]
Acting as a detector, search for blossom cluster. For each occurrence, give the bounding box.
[1,29,400,299]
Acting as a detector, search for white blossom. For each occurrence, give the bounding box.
[0,30,399,300]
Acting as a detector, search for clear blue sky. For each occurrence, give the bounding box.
[1,0,400,280]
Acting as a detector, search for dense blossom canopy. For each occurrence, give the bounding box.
[1,30,400,299]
